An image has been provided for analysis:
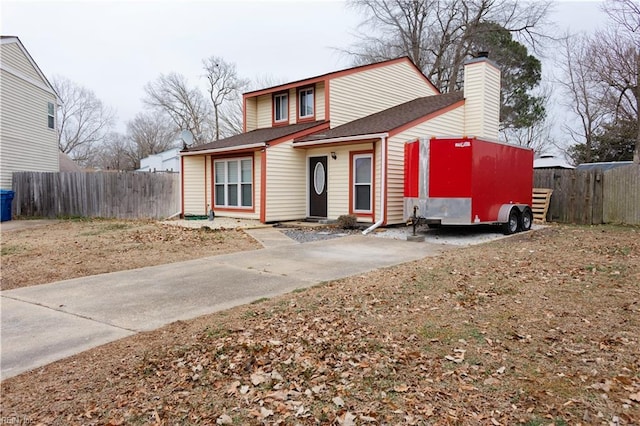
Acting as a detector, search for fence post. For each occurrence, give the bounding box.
[592,170,604,224]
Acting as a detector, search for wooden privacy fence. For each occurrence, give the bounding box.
[603,165,640,225]
[534,164,639,225]
[12,172,180,219]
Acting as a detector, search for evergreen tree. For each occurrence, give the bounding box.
[567,118,637,164]
[470,22,546,133]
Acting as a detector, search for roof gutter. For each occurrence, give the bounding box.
[180,142,266,156]
[294,132,389,147]
[363,135,387,235]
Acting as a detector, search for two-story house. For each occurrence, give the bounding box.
[180,56,500,228]
[0,36,60,191]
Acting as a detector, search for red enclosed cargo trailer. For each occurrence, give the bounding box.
[404,137,534,234]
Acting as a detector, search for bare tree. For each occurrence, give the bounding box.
[218,101,244,137]
[345,0,552,92]
[126,112,177,168]
[251,74,288,91]
[52,76,115,166]
[559,1,639,163]
[604,0,640,35]
[501,82,555,155]
[556,33,612,163]
[595,0,639,163]
[203,56,249,140]
[143,73,212,145]
[91,132,135,171]
[502,118,556,155]
[344,0,551,144]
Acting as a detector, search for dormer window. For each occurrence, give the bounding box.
[273,92,288,123]
[298,87,314,120]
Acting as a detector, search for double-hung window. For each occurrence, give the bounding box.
[353,154,372,213]
[298,87,314,119]
[47,102,55,129]
[214,158,253,208]
[274,92,288,123]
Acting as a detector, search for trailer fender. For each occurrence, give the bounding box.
[497,204,528,224]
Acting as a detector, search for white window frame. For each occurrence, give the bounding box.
[274,92,288,123]
[353,153,373,213]
[298,87,314,119]
[214,157,253,209]
[47,102,55,129]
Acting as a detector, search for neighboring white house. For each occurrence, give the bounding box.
[0,36,60,190]
[533,155,574,169]
[137,147,181,173]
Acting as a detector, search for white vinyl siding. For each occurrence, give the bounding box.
[306,143,374,221]
[1,42,46,84]
[0,47,59,190]
[315,82,325,121]
[205,156,212,209]
[182,155,206,215]
[244,97,257,132]
[374,140,382,223]
[288,88,296,125]
[385,105,465,225]
[256,94,271,129]
[329,60,437,128]
[264,141,307,221]
[463,60,500,141]
[253,151,261,218]
[214,157,253,208]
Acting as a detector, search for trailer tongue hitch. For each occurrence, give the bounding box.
[412,205,421,236]
[405,206,426,242]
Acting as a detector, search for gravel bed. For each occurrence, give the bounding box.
[373,223,545,245]
[162,218,541,246]
[281,228,355,243]
[280,223,535,246]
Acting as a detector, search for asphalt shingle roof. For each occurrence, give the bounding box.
[183,91,463,152]
[295,91,464,143]
[184,120,326,152]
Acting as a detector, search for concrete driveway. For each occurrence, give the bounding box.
[1,231,449,380]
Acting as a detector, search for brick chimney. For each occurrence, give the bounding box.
[463,56,501,140]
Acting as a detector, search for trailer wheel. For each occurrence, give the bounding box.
[502,207,520,235]
[519,207,533,231]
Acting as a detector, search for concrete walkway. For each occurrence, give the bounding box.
[244,227,299,248]
[1,233,449,380]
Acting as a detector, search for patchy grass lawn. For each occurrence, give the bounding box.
[1,225,639,425]
[0,219,260,290]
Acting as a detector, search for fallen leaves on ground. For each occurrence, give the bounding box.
[1,224,639,425]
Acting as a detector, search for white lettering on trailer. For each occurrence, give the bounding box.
[454,141,471,147]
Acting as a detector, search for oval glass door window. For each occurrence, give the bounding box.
[313,162,325,195]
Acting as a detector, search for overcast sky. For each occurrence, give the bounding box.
[2,0,607,145]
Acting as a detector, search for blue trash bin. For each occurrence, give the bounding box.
[1,190,15,222]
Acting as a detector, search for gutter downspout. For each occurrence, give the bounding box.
[363,135,387,235]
